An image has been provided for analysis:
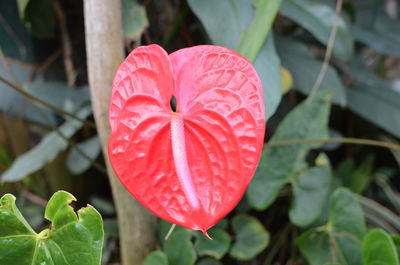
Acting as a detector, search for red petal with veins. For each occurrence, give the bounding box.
[108,44,265,234]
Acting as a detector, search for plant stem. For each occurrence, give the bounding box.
[268,137,400,151]
[0,75,96,129]
[308,0,343,101]
[164,224,176,240]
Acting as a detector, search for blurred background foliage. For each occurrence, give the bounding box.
[1,0,400,264]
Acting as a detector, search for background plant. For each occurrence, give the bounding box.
[0,0,400,264]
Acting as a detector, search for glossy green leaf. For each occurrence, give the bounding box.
[188,0,281,118]
[66,136,101,175]
[230,214,270,260]
[0,191,104,265]
[143,251,169,265]
[164,229,196,265]
[237,0,283,62]
[346,64,400,138]
[195,228,231,260]
[247,92,332,210]
[362,229,399,265]
[1,105,92,183]
[280,0,353,60]
[122,0,149,39]
[297,188,366,265]
[276,37,346,106]
[289,153,332,227]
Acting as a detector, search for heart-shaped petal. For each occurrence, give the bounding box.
[108,44,265,234]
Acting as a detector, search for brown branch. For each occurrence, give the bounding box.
[308,0,343,101]
[53,0,76,86]
[20,188,48,207]
[267,137,400,151]
[0,76,96,128]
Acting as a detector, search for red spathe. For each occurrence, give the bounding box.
[108,44,265,235]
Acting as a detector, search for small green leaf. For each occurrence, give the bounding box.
[336,155,374,194]
[143,251,169,265]
[362,229,399,265]
[280,0,354,60]
[195,228,231,260]
[248,92,332,210]
[122,0,149,39]
[289,153,332,227]
[297,188,366,265]
[230,214,269,260]
[328,188,366,239]
[0,191,104,265]
[164,229,196,265]
[196,257,223,265]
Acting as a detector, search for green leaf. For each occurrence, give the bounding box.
[0,191,104,265]
[297,188,366,265]
[289,153,332,227]
[195,228,230,260]
[17,0,55,38]
[26,81,91,111]
[346,64,400,138]
[236,0,283,62]
[122,0,149,39]
[276,37,346,106]
[247,92,332,210]
[66,136,101,175]
[196,258,223,265]
[143,251,169,265]
[336,155,374,194]
[280,0,353,60]
[164,229,196,265]
[328,190,366,239]
[352,8,400,57]
[188,0,282,118]
[1,105,92,183]
[392,235,400,258]
[362,229,399,265]
[229,214,270,260]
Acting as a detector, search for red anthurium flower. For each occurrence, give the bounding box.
[108,44,265,236]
